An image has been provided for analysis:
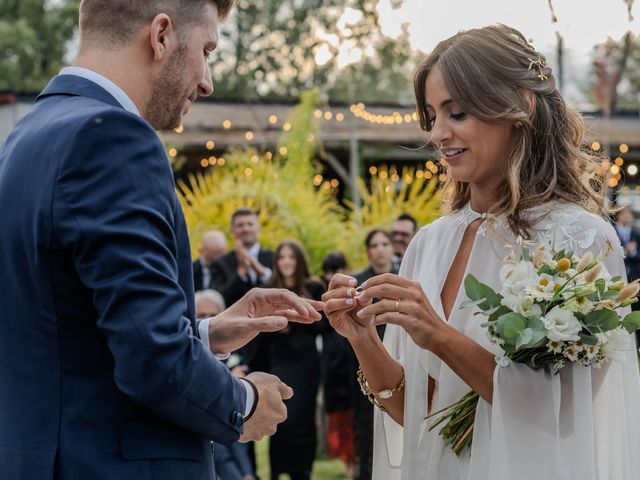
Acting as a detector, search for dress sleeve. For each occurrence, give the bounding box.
[372,230,427,478]
[470,214,640,479]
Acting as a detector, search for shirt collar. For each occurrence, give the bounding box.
[59,66,140,116]
[248,243,261,258]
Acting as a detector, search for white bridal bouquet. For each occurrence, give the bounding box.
[428,240,640,455]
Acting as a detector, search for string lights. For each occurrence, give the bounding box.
[171,114,634,191]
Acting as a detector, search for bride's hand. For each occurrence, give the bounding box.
[321,273,375,343]
[356,273,448,352]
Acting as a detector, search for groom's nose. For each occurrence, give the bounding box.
[198,66,213,97]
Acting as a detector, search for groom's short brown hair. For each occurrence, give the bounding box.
[79,0,233,49]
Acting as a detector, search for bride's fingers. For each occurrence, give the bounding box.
[322,286,357,303]
[356,298,410,320]
[357,283,421,305]
[328,273,358,291]
[373,312,412,329]
[360,272,415,290]
[324,297,358,316]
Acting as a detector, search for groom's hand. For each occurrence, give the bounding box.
[239,372,292,442]
[208,288,323,355]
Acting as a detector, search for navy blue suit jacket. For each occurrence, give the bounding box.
[0,75,247,480]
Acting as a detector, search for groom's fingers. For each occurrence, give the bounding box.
[251,316,289,332]
[258,289,321,319]
[271,309,316,324]
[268,288,321,320]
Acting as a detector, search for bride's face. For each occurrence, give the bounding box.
[424,67,515,192]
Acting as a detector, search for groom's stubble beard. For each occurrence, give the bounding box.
[146,43,192,131]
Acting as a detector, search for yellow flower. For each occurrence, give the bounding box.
[556,258,572,272]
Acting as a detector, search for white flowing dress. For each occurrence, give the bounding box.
[372,201,640,480]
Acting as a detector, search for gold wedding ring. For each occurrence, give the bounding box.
[395,299,399,313]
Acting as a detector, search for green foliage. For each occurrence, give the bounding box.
[0,0,80,92]
[211,0,416,103]
[341,169,441,270]
[177,91,441,274]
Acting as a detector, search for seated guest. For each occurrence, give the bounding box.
[195,290,256,480]
[193,230,228,291]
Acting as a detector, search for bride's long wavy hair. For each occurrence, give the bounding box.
[414,24,607,238]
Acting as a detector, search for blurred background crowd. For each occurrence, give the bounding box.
[193,206,417,480]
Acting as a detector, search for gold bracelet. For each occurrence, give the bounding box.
[356,365,405,413]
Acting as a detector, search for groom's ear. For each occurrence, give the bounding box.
[148,13,176,62]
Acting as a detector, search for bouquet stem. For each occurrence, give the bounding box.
[426,390,479,456]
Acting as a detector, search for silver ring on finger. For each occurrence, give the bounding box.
[395,299,399,313]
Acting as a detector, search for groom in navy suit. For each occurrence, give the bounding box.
[0,1,322,479]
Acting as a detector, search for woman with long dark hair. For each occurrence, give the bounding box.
[252,240,325,480]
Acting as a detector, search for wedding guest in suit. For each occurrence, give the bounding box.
[252,240,326,480]
[0,2,323,479]
[351,229,398,480]
[211,208,275,307]
[194,229,228,291]
[196,290,256,480]
[321,252,356,479]
[614,205,640,283]
[391,213,418,267]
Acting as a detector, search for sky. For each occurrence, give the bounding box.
[375,0,639,107]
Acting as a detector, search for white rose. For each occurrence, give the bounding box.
[596,328,633,362]
[543,306,582,342]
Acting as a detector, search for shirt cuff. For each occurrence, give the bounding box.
[260,267,272,284]
[239,378,256,417]
[197,317,230,360]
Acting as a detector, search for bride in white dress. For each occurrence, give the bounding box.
[322,24,640,480]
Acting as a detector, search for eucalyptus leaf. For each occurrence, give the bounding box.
[537,265,553,275]
[584,309,619,334]
[460,298,486,309]
[579,332,598,345]
[515,328,533,350]
[464,274,501,309]
[622,311,640,334]
[497,312,528,340]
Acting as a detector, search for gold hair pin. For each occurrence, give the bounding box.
[527,56,548,81]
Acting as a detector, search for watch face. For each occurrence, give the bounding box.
[379,389,392,399]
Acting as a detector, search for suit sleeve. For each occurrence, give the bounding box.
[53,110,246,444]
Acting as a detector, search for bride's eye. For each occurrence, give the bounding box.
[450,112,466,121]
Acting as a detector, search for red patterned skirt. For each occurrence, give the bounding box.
[326,409,356,464]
